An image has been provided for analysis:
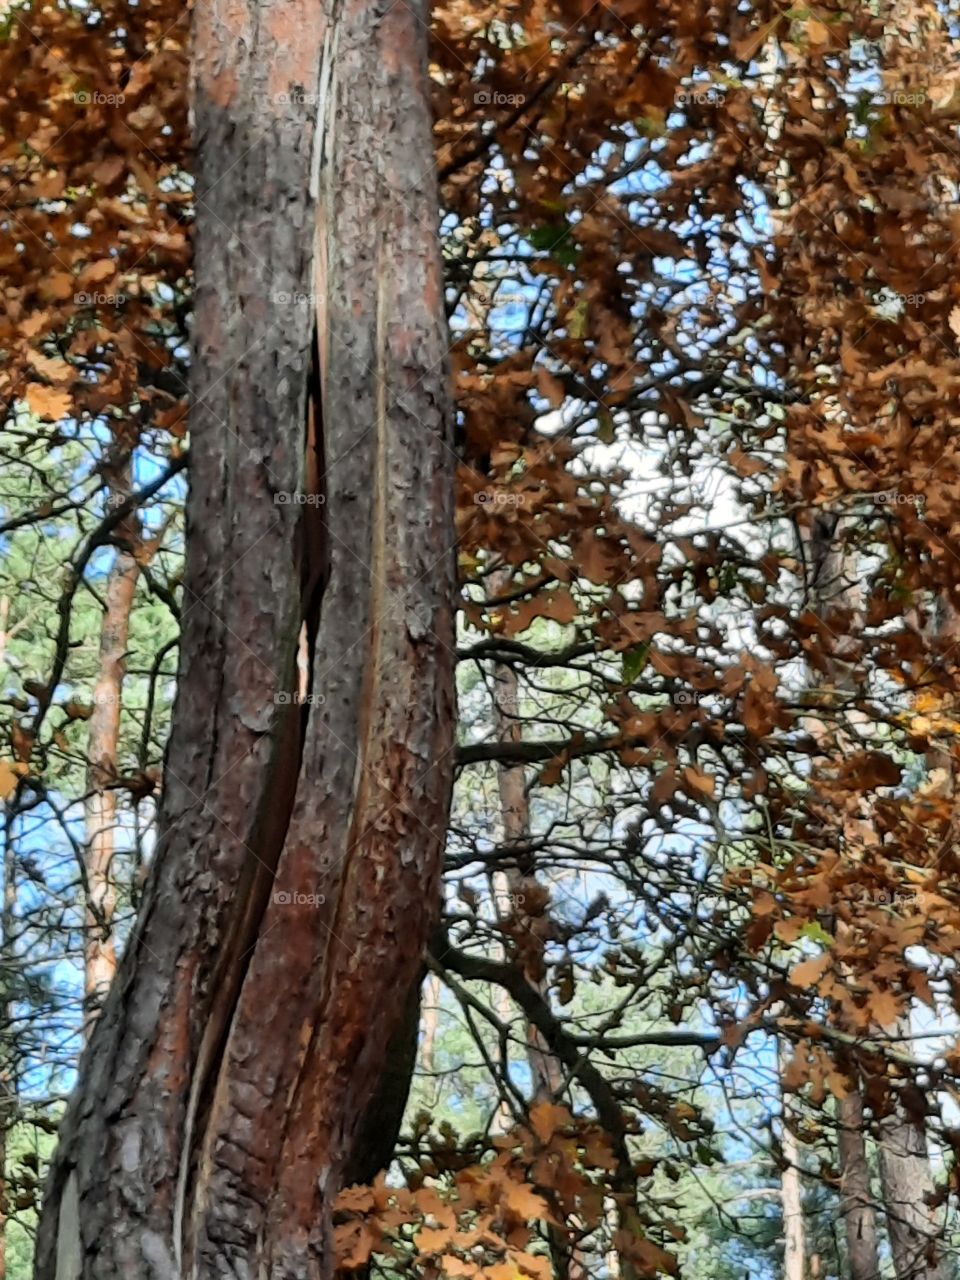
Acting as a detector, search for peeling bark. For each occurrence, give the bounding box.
[36,0,454,1276]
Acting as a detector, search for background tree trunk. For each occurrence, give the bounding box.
[35,0,455,1275]
[838,1088,881,1280]
[780,1042,807,1280]
[83,466,139,1033]
[878,1105,950,1280]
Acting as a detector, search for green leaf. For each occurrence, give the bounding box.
[622,643,649,685]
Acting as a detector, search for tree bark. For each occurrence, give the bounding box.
[878,1106,950,1280]
[780,1042,806,1280]
[837,1088,881,1280]
[35,0,455,1276]
[83,468,139,1032]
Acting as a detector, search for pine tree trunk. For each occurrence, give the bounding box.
[35,0,455,1275]
[837,1088,881,1280]
[878,1107,950,1280]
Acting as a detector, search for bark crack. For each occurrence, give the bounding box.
[173,327,328,1274]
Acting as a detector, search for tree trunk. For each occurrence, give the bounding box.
[837,1088,881,1280]
[83,469,139,1032]
[780,1042,806,1280]
[490,638,562,1099]
[878,1107,950,1280]
[35,0,455,1275]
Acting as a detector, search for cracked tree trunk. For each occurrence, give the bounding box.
[35,0,455,1276]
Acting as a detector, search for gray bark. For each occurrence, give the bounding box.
[838,1089,881,1280]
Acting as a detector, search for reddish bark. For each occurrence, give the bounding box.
[36,0,454,1275]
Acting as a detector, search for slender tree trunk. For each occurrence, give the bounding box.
[877,1017,950,1280]
[36,0,455,1275]
[490,623,563,1099]
[782,1122,806,1280]
[489,651,582,1280]
[838,1088,881,1280]
[780,1042,806,1280]
[83,470,139,1032]
[420,973,441,1075]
